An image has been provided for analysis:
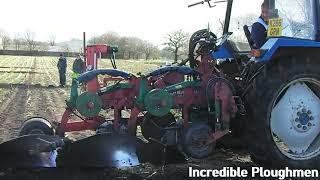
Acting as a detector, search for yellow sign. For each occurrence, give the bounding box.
[267,18,283,37]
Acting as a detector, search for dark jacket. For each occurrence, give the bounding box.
[72,58,84,74]
[251,17,268,49]
[57,57,67,73]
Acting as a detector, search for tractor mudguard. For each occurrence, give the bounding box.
[56,133,144,168]
[147,66,199,77]
[0,135,63,168]
[77,69,131,83]
[257,37,320,62]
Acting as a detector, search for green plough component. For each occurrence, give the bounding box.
[101,83,133,93]
[137,78,149,105]
[67,79,80,108]
[76,92,103,118]
[165,80,201,92]
[144,89,173,117]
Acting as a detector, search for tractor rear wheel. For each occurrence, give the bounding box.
[245,57,320,168]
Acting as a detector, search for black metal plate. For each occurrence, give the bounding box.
[0,135,62,168]
[57,133,144,168]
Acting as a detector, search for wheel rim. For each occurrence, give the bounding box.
[270,78,320,160]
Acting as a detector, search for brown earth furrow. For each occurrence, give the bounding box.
[49,88,68,121]
[0,87,26,142]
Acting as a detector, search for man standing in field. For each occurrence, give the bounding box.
[57,53,67,87]
[72,54,84,75]
[68,54,85,107]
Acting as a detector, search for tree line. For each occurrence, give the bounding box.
[0,29,54,51]
[0,28,190,62]
[89,31,160,60]
[89,30,189,62]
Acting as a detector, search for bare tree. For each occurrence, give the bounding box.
[24,30,37,51]
[0,30,11,50]
[88,31,159,60]
[13,33,23,51]
[118,37,129,59]
[164,29,188,63]
[126,37,142,59]
[49,34,56,46]
[101,31,120,45]
[142,41,158,60]
[38,42,50,51]
[89,36,99,44]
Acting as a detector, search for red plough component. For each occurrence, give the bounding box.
[58,42,238,154]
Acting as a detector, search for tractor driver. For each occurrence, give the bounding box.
[250,0,270,49]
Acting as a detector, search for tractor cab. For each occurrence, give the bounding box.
[190,0,319,61]
[219,0,318,59]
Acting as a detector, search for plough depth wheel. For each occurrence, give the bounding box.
[19,117,54,136]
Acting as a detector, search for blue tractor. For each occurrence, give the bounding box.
[187,0,320,168]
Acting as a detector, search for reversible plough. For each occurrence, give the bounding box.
[0,30,239,168]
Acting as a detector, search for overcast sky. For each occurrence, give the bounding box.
[0,0,262,46]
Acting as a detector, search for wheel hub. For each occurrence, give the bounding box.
[271,80,320,159]
[191,131,210,151]
[292,108,314,133]
[144,89,173,117]
[76,92,102,118]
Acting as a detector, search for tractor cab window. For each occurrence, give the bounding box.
[274,0,315,40]
[228,0,263,51]
[227,0,316,51]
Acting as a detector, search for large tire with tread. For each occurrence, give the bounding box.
[244,56,320,168]
[19,117,55,136]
